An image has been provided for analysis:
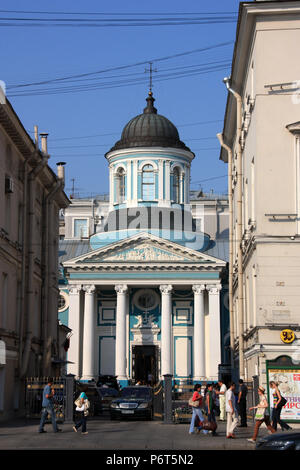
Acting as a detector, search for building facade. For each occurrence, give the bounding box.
[0,97,69,420]
[61,92,229,387]
[219,0,300,403]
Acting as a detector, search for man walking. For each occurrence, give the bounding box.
[238,379,248,427]
[226,382,238,438]
[38,377,61,433]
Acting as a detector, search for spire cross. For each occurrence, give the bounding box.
[145,62,157,94]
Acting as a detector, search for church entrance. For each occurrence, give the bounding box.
[132,345,157,385]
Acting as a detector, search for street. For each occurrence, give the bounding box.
[0,416,287,450]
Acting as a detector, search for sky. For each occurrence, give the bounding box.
[0,0,243,198]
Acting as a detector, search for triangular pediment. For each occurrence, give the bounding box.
[63,232,226,268]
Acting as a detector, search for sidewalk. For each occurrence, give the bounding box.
[0,416,294,450]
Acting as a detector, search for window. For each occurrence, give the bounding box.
[142,164,155,201]
[116,167,126,203]
[74,219,88,238]
[173,167,180,203]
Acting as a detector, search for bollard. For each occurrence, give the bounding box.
[64,374,75,424]
[163,374,173,424]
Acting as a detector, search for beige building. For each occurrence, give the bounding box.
[219,0,300,393]
[0,97,69,420]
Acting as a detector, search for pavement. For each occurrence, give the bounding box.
[0,415,297,451]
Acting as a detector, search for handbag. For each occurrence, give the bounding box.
[279,396,287,407]
[189,397,200,408]
[255,407,265,420]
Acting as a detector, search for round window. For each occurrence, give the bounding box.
[58,291,69,312]
[134,289,158,311]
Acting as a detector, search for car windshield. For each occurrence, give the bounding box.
[121,387,151,399]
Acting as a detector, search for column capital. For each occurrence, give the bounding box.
[159,284,173,295]
[207,284,222,294]
[115,284,128,295]
[192,284,206,294]
[82,284,96,294]
[68,285,82,295]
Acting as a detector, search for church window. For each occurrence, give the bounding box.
[173,167,180,203]
[142,164,155,201]
[117,167,126,203]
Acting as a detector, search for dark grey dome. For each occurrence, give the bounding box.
[107,93,192,153]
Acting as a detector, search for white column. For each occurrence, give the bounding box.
[207,284,222,380]
[158,159,164,204]
[192,284,206,380]
[160,284,173,376]
[81,285,96,381]
[165,160,171,205]
[67,285,81,378]
[115,284,128,382]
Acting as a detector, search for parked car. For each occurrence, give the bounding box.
[98,387,119,413]
[110,386,153,420]
[75,381,102,416]
[256,432,300,450]
[97,375,119,391]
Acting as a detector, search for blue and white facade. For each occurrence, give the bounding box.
[61,93,228,386]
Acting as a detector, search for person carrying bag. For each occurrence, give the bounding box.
[188,384,204,434]
[73,391,90,435]
[247,386,276,443]
[270,381,292,431]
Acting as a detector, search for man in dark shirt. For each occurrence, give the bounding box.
[38,378,61,433]
[238,379,248,427]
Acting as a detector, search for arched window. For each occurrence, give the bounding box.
[117,167,125,203]
[173,167,180,203]
[142,164,155,201]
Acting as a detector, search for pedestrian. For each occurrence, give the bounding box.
[73,389,90,435]
[206,383,217,436]
[189,384,204,434]
[225,382,238,438]
[237,379,248,427]
[247,385,276,443]
[270,381,292,431]
[217,380,227,421]
[38,377,61,433]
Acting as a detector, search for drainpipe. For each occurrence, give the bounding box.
[216,133,234,371]
[20,129,49,378]
[223,76,244,380]
[41,161,64,374]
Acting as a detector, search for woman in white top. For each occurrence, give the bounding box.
[247,386,276,443]
[73,391,90,435]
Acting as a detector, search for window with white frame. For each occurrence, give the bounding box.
[173,167,180,203]
[142,164,155,201]
[116,167,126,203]
[74,218,88,238]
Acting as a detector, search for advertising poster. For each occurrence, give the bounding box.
[268,369,300,422]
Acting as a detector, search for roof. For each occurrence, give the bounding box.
[106,92,192,154]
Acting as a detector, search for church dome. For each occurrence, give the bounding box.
[107,92,192,153]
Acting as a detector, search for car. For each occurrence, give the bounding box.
[110,386,153,420]
[75,381,103,416]
[98,387,120,413]
[97,375,119,391]
[256,431,300,450]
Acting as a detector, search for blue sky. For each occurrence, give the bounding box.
[1,0,242,197]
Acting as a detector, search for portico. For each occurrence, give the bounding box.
[64,232,225,386]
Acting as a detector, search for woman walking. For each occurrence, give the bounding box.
[73,391,90,435]
[247,386,276,443]
[189,384,204,434]
[270,381,292,431]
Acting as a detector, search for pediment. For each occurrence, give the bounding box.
[63,232,225,268]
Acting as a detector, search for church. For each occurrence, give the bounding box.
[60,92,229,387]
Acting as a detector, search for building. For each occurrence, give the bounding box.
[60,92,230,387]
[0,96,69,420]
[219,0,300,416]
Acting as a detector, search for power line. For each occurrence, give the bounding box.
[7,41,233,90]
